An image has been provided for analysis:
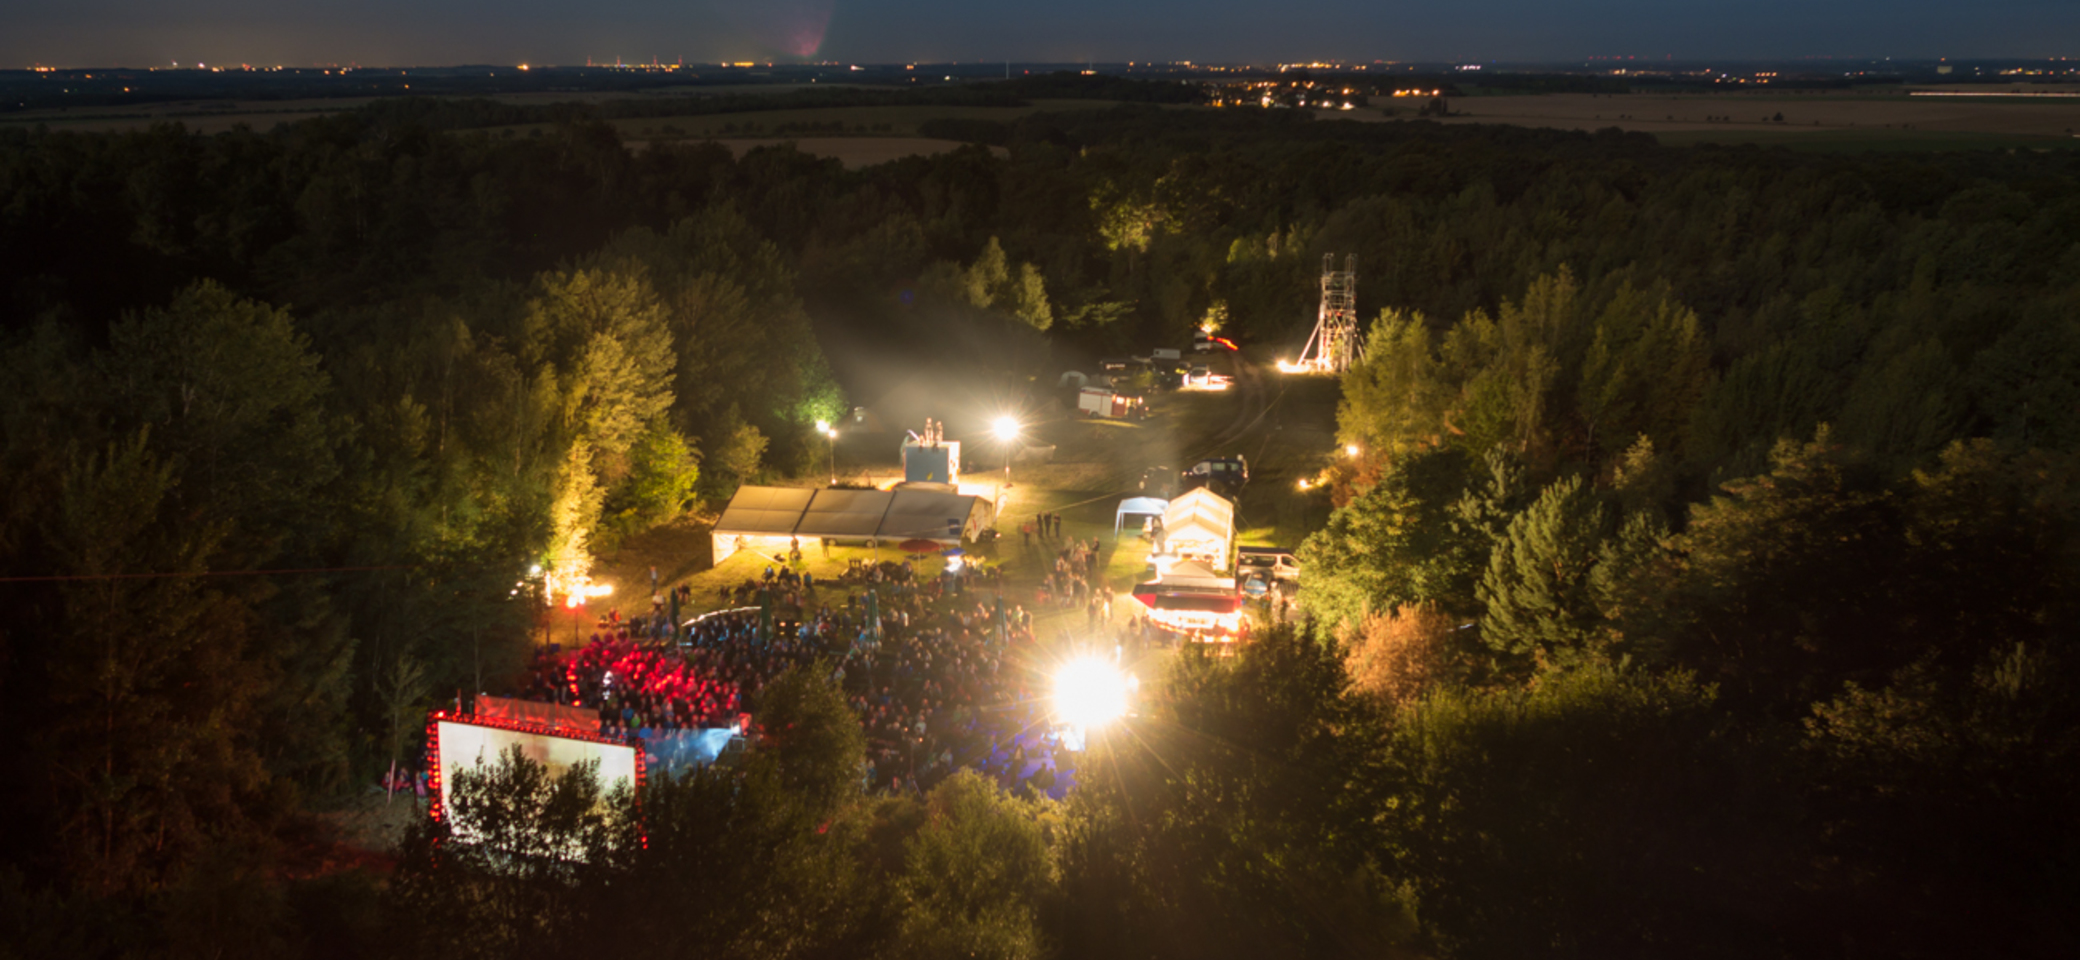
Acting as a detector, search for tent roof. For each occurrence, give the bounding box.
[713,486,817,536]
[1116,496,1168,517]
[798,488,895,538]
[880,489,986,543]
[712,484,987,544]
[1165,487,1233,526]
[1164,488,1233,540]
[1159,560,1231,587]
[1165,519,1232,551]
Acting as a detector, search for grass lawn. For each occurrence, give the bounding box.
[1654,128,2080,152]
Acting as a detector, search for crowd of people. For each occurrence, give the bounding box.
[521,628,744,739]
[479,512,1161,798]
[496,547,1111,797]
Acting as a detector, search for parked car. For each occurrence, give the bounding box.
[1181,456,1249,497]
[1236,546,1299,582]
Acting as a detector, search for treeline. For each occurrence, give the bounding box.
[1461,73,1633,95]
[354,84,1031,133]
[0,112,866,911]
[1288,356,2080,955]
[995,71,1210,104]
[1285,157,2080,955]
[2,87,2079,956]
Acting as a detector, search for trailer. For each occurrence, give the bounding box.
[1078,386,1145,420]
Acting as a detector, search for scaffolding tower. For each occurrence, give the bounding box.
[1286,254,1360,375]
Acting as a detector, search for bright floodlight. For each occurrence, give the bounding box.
[815,419,830,434]
[1053,656,1131,730]
[992,415,1020,443]
[1345,444,1360,457]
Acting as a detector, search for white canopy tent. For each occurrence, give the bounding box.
[1162,487,1235,571]
[1114,496,1169,537]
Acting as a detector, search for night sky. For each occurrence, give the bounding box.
[9,0,2078,68]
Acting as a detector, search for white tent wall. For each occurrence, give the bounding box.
[713,532,801,565]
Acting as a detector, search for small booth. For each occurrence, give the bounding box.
[902,418,960,484]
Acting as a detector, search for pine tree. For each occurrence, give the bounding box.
[1477,474,1614,672]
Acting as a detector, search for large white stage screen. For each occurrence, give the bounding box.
[430,717,640,835]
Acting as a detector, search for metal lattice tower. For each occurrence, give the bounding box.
[1292,254,1359,374]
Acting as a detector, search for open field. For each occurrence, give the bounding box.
[506,99,1111,139]
[0,95,1109,138]
[1332,90,2080,150]
[627,137,1007,167]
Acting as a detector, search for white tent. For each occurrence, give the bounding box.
[710,486,817,563]
[799,488,895,539]
[881,488,993,544]
[1162,487,1235,571]
[711,485,991,563]
[1114,496,1169,537]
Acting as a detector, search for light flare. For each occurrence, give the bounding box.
[1053,656,1135,730]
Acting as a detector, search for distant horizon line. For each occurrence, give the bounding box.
[6,55,2078,73]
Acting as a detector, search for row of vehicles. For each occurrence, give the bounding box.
[1138,455,1250,499]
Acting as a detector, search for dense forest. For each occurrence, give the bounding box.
[1,79,2077,957]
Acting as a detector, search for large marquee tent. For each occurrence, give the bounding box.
[711,485,993,563]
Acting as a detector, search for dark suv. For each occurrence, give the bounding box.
[1180,456,1249,498]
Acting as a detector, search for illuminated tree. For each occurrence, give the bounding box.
[547,439,603,584]
[1342,602,1460,704]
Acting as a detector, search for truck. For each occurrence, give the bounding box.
[1078,386,1146,420]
